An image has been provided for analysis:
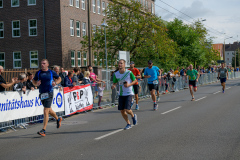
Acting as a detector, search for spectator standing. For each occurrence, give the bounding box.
[77,68,84,83]
[32,59,62,137]
[73,67,80,85]
[174,67,180,76]
[97,81,106,109]
[26,72,36,90]
[0,65,18,92]
[13,73,27,94]
[64,71,76,87]
[83,71,91,84]
[59,67,67,86]
[128,61,141,110]
[88,65,102,99]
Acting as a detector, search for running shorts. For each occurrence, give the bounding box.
[189,80,197,88]
[40,92,53,108]
[133,85,139,94]
[148,84,158,91]
[220,78,226,83]
[118,95,133,110]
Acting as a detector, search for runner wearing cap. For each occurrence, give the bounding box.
[111,59,137,130]
[128,61,141,110]
[218,62,228,93]
[186,64,200,101]
[144,60,161,110]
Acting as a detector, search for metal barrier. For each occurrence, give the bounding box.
[1,72,240,132]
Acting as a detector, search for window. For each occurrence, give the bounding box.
[151,3,154,14]
[30,51,38,68]
[71,51,75,67]
[0,22,3,38]
[12,20,20,37]
[82,22,86,37]
[97,0,100,14]
[13,51,21,68]
[106,2,109,15]
[102,1,105,16]
[0,0,3,8]
[0,52,5,68]
[145,1,148,9]
[70,20,74,36]
[11,0,19,7]
[76,0,79,8]
[82,0,85,10]
[92,0,96,13]
[70,0,73,6]
[29,19,37,36]
[83,51,87,66]
[77,51,81,67]
[92,25,96,38]
[28,0,36,5]
[76,21,80,37]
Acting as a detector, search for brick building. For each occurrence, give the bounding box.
[0,0,155,69]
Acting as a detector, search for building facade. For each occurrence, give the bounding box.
[212,43,223,60]
[0,0,155,69]
[225,42,240,66]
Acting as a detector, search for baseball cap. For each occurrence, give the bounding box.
[130,61,135,64]
[148,60,153,64]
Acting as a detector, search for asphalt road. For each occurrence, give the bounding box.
[0,79,240,160]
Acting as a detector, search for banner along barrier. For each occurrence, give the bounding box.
[64,84,93,115]
[0,89,64,123]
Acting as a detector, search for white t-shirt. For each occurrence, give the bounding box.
[98,87,105,96]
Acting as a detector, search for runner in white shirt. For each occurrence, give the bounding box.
[111,59,138,130]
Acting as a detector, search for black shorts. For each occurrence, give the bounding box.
[220,78,226,83]
[40,92,53,108]
[118,95,133,110]
[133,85,139,94]
[148,84,158,91]
[189,80,197,88]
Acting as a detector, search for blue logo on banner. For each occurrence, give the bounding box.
[56,92,63,108]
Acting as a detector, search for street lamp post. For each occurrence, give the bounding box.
[101,20,108,84]
[223,36,233,64]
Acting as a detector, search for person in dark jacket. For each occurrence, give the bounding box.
[64,71,76,87]
[78,68,84,82]
[59,67,67,86]
[73,67,81,85]
[26,72,35,90]
[13,73,27,93]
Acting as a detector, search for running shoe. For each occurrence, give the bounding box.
[37,129,46,137]
[131,100,135,108]
[124,124,132,130]
[153,104,158,110]
[57,117,62,129]
[98,106,103,109]
[191,97,195,101]
[166,90,168,93]
[132,114,137,125]
[135,104,139,110]
[157,96,160,101]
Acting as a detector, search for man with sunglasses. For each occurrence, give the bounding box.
[144,60,161,110]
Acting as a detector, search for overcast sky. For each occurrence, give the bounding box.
[155,0,240,44]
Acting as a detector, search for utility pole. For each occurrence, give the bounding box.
[87,0,92,66]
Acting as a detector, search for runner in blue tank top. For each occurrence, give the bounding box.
[144,60,161,110]
[32,59,62,137]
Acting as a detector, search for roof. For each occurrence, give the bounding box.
[225,42,240,51]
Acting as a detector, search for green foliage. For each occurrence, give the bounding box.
[80,1,218,70]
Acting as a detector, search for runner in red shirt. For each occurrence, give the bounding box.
[128,61,141,110]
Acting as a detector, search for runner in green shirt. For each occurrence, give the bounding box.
[111,59,138,130]
[186,64,200,101]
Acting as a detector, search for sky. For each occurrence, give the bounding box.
[155,0,240,44]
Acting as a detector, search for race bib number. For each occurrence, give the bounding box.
[153,80,158,84]
[119,80,124,86]
[40,93,49,100]
[221,71,225,73]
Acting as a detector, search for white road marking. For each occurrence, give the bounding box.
[95,129,124,140]
[161,106,182,115]
[195,96,207,101]
[226,87,231,90]
[213,91,221,94]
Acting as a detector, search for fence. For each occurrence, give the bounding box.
[1,72,240,132]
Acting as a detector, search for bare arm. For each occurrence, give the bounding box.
[0,78,17,89]
[124,79,137,88]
